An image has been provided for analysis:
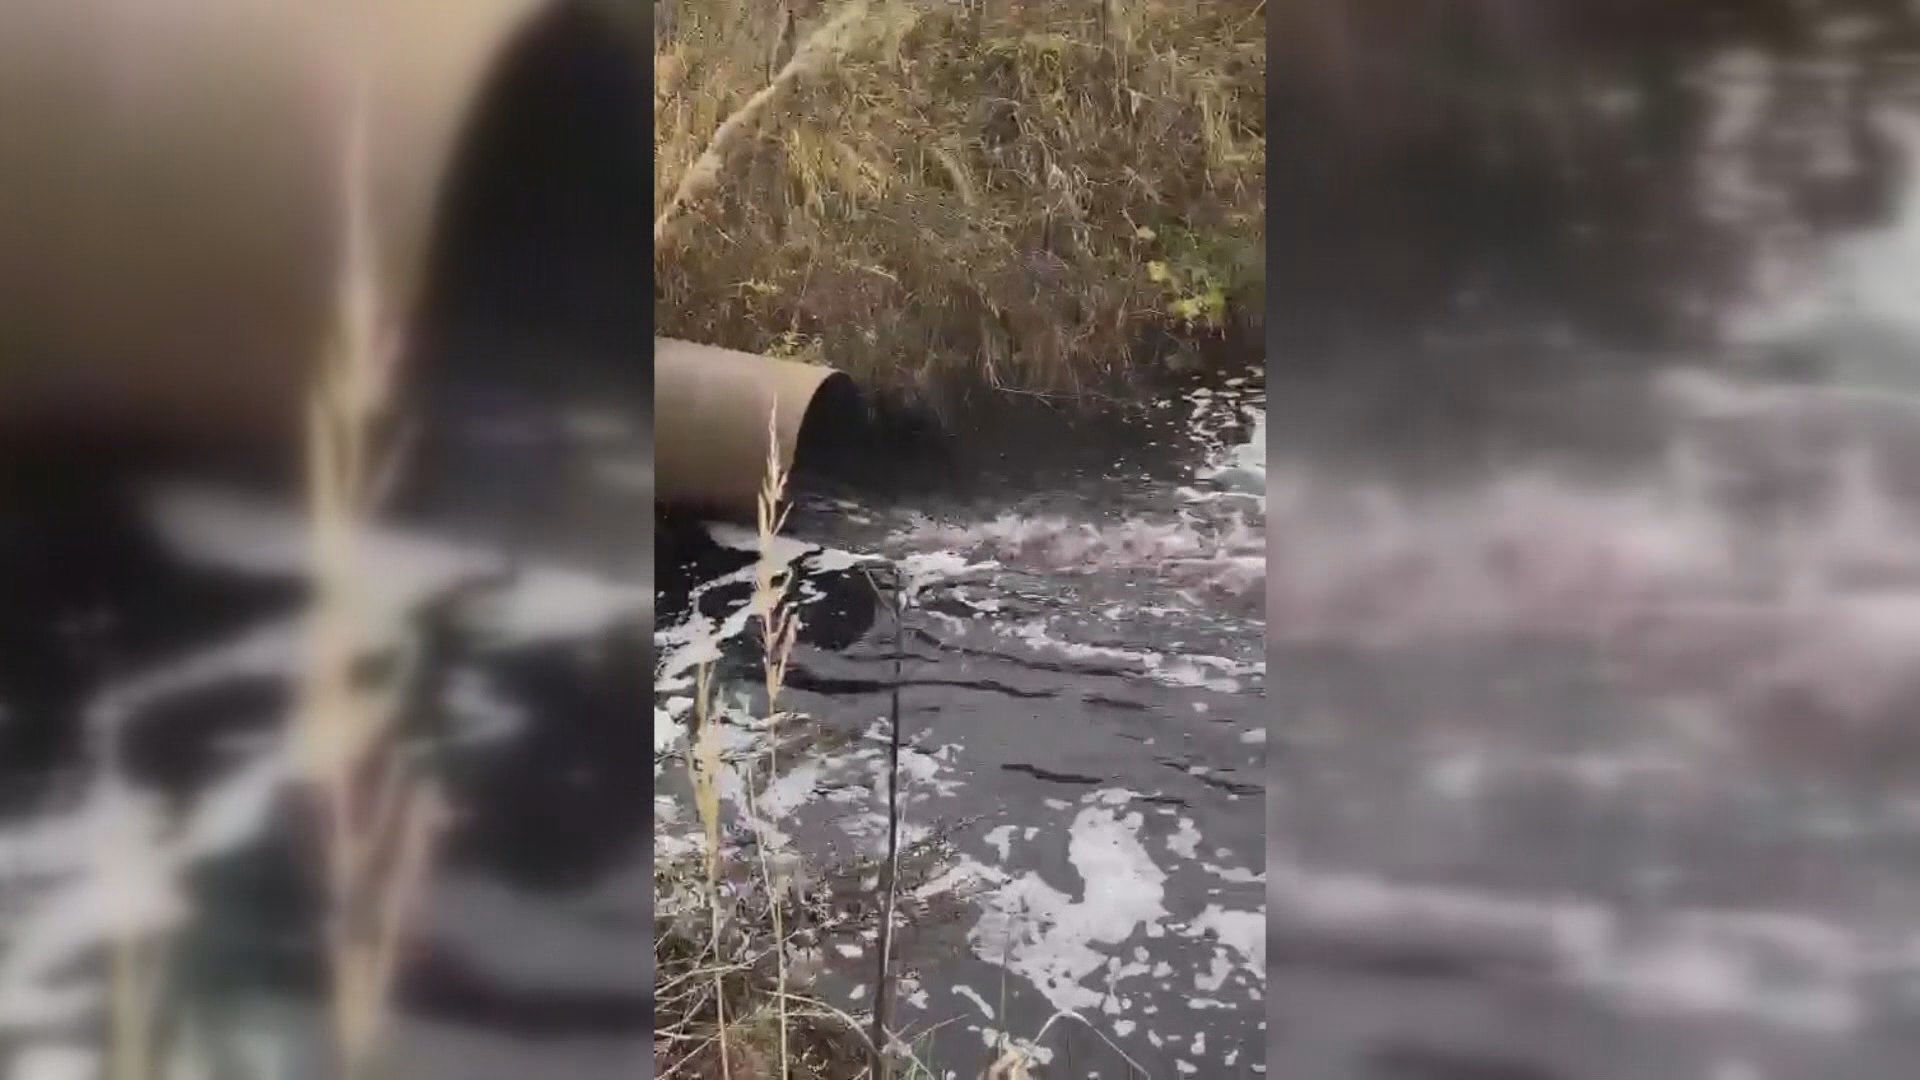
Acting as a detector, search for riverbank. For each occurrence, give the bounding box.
[653,0,1265,407]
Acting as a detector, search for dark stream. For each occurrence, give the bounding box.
[1266,360,1920,1080]
[655,371,1268,1077]
[1259,9,1920,1075]
[0,418,652,1078]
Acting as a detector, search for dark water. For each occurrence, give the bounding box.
[655,372,1267,1077]
[1261,123,1920,1080]
[0,427,651,1078]
[1265,359,1920,1080]
[1240,10,1920,1073]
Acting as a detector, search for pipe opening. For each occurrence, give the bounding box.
[389,1,648,541]
[787,376,955,500]
[412,0,649,417]
[789,370,868,488]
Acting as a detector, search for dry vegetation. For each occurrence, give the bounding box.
[654,0,1266,404]
[106,42,442,1080]
[653,4,1245,1076]
[291,64,446,1079]
[652,411,891,1080]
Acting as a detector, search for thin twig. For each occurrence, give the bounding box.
[868,568,907,1077]
[654,0,874,246]
[752,403,797,1080]
[689,663,731,1080]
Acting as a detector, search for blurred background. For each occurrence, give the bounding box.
[1267,3,1920,1078]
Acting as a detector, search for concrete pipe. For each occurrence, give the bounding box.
[0,0,648,466]
[653,338,860,517]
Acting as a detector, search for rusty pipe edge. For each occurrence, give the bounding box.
[0,0,645,467]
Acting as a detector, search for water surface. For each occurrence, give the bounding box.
[655,367,1269,1076]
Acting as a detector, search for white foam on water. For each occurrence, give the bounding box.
[0,487,634,1042]
[653,602,755,709]
[1198,407,1267,496]
[1166,817,1202,860]
[993,618,1258,692]
[947,786,1265,1024]
[653,526,879,722]
[1724,107,1920,381]
[1261,422,1920,718]
[966,799,1169,1014]
[146,485,648,645]
[652,378,1267,1061]
[1189,904,1264,975]
[881,382,1268,692]
[1271,861,1902,1033]
[0,784,184,1029]
[705,522,816,567]
[979,824,1014,861]
[953,984,995,1020]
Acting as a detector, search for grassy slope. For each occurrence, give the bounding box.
[654,0,1266,405]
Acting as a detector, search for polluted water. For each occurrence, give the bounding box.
[654,366,1269,1076]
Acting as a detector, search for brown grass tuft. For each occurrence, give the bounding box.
[654,0,1266,406]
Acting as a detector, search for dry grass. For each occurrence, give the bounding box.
[655,405,860,1078]
[104,34,443,1080]
[650,404,949,1077]
[652,407,888,1080]
[294,57,446,1079]
[655,38,891,1078]
[654,0,1266,405]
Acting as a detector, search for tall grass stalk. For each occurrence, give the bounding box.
[679,406,801,1080]
[294,45,443,1079]
[686,663,731,1078]
[749,404,800,1080]
[106,837,167,1080]
[101,29,440,1079]
[656,11,834,1066]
